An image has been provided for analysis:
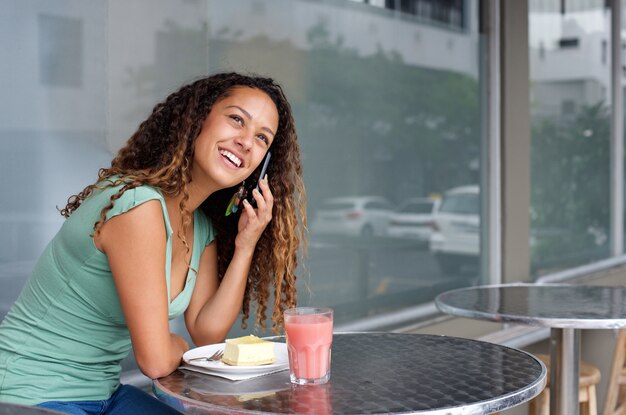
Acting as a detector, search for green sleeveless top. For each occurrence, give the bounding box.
[0,181,215,405]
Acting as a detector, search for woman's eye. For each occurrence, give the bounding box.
[230,115,244,125]
[257,134,269,144]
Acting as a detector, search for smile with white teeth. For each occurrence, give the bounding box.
[219,149,242,167]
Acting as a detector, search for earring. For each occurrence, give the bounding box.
[225,181,246,216]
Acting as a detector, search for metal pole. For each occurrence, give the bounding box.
[481,0,502,285]
[610,0,624,256]
[549,328,581,415]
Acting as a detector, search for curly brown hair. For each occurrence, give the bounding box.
[60,72,307,332]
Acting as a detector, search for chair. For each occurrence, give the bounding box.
[603,330,626,415]
[529,354,601,415]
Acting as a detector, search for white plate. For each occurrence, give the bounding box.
[183,342,288,375]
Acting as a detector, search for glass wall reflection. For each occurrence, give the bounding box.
[529,0,612,277]
[201,0,485,325]
[0,0,486,343]
[0,1,112,319]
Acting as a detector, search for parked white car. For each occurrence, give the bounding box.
[311,196,393,237]
[387,197,438,245]
[429,185,480,275]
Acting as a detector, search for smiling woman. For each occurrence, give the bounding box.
[192,87,278,190]
[0,73,307,414]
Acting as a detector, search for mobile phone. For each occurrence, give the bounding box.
[244,151,271,208]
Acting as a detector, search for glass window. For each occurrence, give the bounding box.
[1,1,110,320]
[399,200,435,214]
[38,14,83,87]
[529,0,612,277]
[1,0,486,344]
[201,0,485,327]
[439,190,479,214]
[348,0,468,30]
[320,201,356,211]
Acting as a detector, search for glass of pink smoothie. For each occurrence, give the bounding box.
[284,307,333,385]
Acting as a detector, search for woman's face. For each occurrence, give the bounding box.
[192,86,278,190]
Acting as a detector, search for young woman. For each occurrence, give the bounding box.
[0,72,306,414]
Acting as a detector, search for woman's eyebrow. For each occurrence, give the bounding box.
[226,105,275,137]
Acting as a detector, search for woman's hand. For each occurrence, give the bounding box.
[235,177,273,251]
[185,177,273,345]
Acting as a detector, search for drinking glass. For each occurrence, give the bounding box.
[284,307,333,385]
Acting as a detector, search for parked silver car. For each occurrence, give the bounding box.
[429,185,480,275]
[387,197,438,245]
[311,196,393,237]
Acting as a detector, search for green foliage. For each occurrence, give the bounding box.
[124,17,483,208]
[530,102,611,273]
[294,20,481,206]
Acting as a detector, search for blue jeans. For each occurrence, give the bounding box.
[35,384,183,415]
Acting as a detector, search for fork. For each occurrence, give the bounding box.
[188,350,224,363]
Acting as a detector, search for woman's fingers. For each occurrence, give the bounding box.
[239,176,273,239]
[259,176,274,207]
[236,178,273,249]
[251,177,273,221]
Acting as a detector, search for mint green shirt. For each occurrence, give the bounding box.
[0,182,214,405]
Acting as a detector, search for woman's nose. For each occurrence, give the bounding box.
[234,131,254,151]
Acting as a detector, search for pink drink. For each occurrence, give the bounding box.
[284,308,333,384]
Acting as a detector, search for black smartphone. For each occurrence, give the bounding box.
[243,151,271,208]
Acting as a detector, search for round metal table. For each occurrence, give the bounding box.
[153,332,546,414]
[436,283,626,415]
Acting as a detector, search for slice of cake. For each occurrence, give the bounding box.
[222,335,275,366]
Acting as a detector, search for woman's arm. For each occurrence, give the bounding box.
[185,178,274,345]
[95,200,189,379]
[184,241,251,345]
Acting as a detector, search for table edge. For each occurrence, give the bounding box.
[435,285,626,329]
